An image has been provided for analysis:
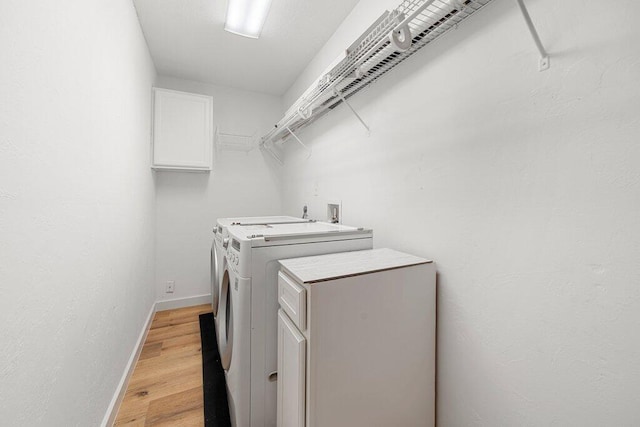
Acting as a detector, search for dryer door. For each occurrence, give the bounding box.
[218,268,234,371]
[224,272,252,427]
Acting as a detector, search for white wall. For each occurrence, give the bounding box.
[281,0,640,425]
[154,76,283,304]
[0,0,156,425]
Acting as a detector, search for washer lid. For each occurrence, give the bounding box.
[279,248,432,284]
[216,216,309,227]
[228,221,373,247]
[240,221,361,237]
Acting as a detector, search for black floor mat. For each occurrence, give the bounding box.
[199,312,231,427]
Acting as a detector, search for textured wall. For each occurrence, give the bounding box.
[154,76,283,304]
[281,0,640,424]
[0,0,157,425]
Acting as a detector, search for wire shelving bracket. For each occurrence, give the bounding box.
[260,140,284,165]
[515,0,550,71]
[259,0,508,158]
[215,127,258,153]
[333,88,370,134]
[286,126,312,158]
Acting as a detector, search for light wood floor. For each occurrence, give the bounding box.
[114,304,213,427]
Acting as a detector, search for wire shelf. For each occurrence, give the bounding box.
[260,0,494,147]
[215,128,257,153]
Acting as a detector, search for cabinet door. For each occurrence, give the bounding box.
[277,310,306,427]
[152,88,213,171]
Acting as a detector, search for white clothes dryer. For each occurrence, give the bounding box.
[218,222,373,427]
[211,216,310,332]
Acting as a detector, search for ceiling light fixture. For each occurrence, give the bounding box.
[224,0,273,39]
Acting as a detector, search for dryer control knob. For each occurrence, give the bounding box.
[223,238,229,249]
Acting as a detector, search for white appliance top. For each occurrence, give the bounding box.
[217,215,308,227]
[279,248,432,284]
[228,221,366,240]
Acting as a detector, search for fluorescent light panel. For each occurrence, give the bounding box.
[225,0,273,39]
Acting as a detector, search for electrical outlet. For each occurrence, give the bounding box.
[166,281,175,293]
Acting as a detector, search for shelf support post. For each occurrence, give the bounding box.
[259,141,284,165]
[515,0,550,71]
[286,126,312,158]
[333,89,370,133]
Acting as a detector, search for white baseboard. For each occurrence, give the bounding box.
[155,293,212,312]
[101,302,156,427]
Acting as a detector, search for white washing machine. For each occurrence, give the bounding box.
[218,222,373,427]
[211,216,310,333]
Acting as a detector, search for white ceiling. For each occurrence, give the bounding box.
[132,0,360,95]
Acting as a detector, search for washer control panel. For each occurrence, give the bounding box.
[227,237,245,275]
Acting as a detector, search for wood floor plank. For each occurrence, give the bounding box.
[114,401,148,427]
[129,349,202,381]
[139,342,163,361]
[114,416,146,427]
[117,371,202,427]
[127,362,202,393]
[145,386,204,426]
[151,305,212,329]
[114,305,212,427]
[161,332,202,352]
[146,321,201,344]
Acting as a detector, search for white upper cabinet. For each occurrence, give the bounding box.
[152,88,213,171]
